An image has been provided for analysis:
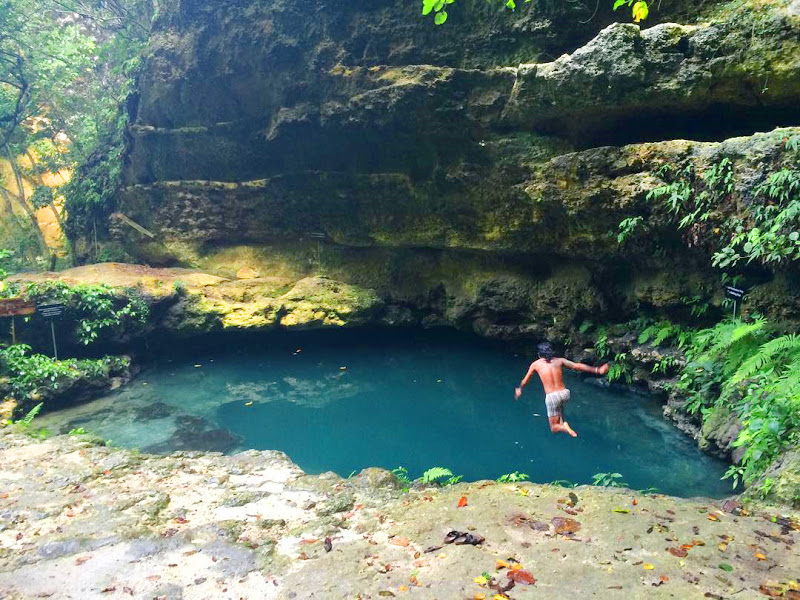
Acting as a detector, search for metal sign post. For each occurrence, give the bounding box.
[724,286,746,320]
[0,298,36,344]
[37,303,66,359]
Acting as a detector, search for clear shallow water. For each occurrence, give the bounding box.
[38,329,734,498]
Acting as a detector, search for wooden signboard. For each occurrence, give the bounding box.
[0,298,36,317]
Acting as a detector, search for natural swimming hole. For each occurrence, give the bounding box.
[38,329,734,498]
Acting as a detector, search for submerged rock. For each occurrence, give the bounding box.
[144,415,241,454]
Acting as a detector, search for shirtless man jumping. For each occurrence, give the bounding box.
[514,342,609,437]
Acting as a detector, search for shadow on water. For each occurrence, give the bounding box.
[37,327,737,498]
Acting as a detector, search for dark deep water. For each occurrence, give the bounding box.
[37,329,735,498]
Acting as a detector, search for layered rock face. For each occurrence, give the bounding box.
[116,0,800,339]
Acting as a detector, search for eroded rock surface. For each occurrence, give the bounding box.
[1,427,799,599]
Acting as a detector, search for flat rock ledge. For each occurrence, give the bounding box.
[1,428,799,600]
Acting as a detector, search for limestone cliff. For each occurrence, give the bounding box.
[108,0,800,340]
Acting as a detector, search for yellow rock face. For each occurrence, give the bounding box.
[11,263,382,335]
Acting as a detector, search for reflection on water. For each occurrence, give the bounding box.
[36,329,736,498]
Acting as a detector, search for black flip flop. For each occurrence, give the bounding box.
[444,530,463,544]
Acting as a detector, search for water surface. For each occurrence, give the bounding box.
[38,329,734,497]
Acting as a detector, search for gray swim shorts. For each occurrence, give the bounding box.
[545,389,570,418]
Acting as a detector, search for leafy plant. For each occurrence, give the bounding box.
[17,402,43,427]
[651,356,675,375]
[0,343,130,399]
[68,427,87,435]
[13,281,149,345]
[594,327,610,359]
[549,479,577,488]
[420,466,455,485]
[591,472,627,488]
[422,0,649,26]
[607,352,633,384]
[498,471,530,483]
[617,216,644,244]
[674,317,800,490]
[391,466,413,486]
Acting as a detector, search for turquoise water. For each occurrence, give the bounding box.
[38,329,735,498]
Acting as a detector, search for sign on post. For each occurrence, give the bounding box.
[0,298,36,344]
[724,286,746,320]
[37,302,66,360]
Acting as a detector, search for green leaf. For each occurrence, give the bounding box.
[718,563,734,572]
[790,231,799,241]
[631,0,649,22]
[613,0,626,10]
[434,10,448,24]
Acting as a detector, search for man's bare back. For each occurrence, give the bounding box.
[514,342,608,437]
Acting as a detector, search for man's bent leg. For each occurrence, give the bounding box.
[549,415,577,437]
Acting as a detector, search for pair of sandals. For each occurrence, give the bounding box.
[444,530,485,545]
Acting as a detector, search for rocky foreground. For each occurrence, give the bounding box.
[1,428,798,599]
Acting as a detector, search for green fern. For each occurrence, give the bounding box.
[729,334,800,387]
[18,402,44,428]
[420,467,454,484]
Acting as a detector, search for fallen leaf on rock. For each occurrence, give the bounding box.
[74,556,91,565]
[299,538,318,545]
[660,575,669,582]
[569,492,579,506]
[530,520,549,531]
[298,552,310,560]
[613,508,630,514]
[704,593,724,600]
[551,517,581,534]
[173,516,188,524]
[398,585,408,592]
[146,575,160,581]
[643,564,655,570]
[668,547,688,557]
[496,559,510,570]
[643,576,665,587]
[608,585,623,589]
[389,537,410,547]
[378,592,395,597]
[508,570,535,585]
[324,537,332,552]
[759,583,784,597]
[423,545,442,553]
[718,542,728,552]
[707,513,720,522]
[718,563,733,572]
[755,552,767,560]
[474,594,486,600]
[632,498,638,506]
[691,539,705,546]
[101,588,116,594]
[458,496,468,508]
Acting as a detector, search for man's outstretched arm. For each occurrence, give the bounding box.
[561,359,609,375]
[514,363,536,399]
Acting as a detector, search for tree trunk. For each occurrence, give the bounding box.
[4,146,47,255]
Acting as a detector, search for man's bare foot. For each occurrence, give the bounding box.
[563,421,578,437]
